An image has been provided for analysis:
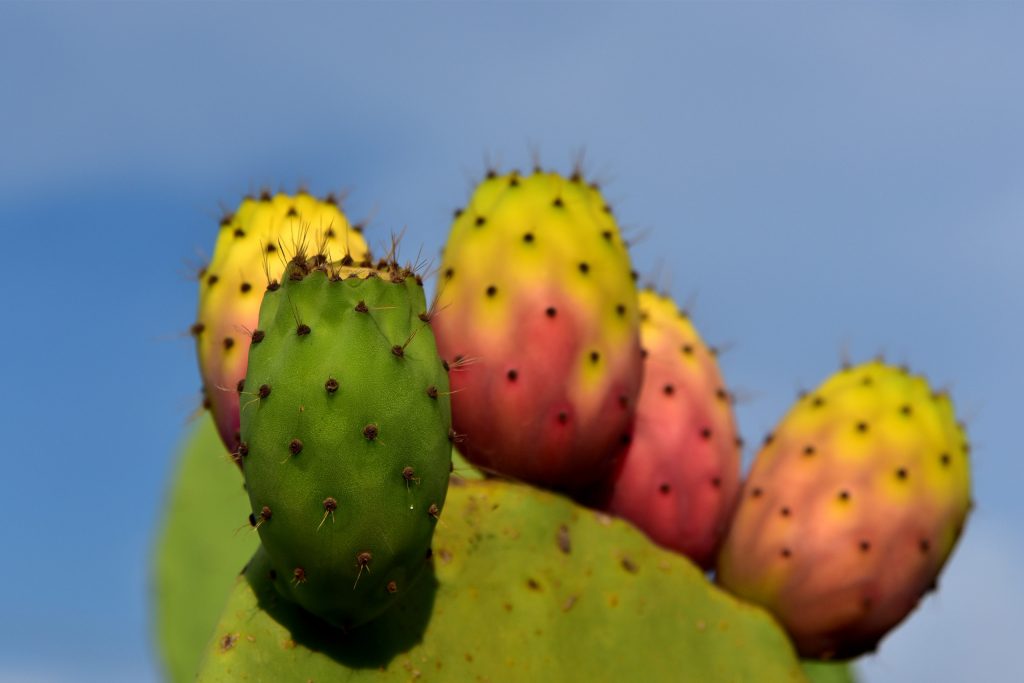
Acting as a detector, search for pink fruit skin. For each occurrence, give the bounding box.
[440,286,641,492]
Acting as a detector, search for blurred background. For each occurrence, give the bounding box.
[1,3,1020,681]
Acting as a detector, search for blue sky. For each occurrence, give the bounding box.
[1,3,1021,681]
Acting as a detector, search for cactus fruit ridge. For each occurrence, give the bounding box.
[240,256,451,629]
[433,170,643,492]
[193,192,370,456]
[717,360,972,659]
[603,290,741,569]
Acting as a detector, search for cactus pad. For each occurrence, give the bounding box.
[196,479,808,682]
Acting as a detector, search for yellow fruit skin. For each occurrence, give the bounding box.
[194,192,369,455]
[717,361,972,659]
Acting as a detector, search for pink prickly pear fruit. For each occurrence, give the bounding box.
[601,290,741,569]
[192,191,370,457]
[432,169,643,493]
[716,360,972,660]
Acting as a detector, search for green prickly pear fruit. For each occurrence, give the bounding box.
[240,255,451,629]
[601,290,742,569]
[193,191,370,456]
[717,360,972,659]
[433,169,642,493]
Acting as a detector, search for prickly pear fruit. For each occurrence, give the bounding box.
[601,290,741,569]
[717,360,972,659]
[193,192,370,455]
[240,256,451,629]
[433,170,643,492]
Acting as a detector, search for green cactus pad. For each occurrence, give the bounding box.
[450,447,483,480]
[801,660,860,683]
[196,478,808,682]
[152,414,259,682]
[241,260,452,628]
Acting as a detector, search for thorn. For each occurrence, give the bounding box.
[317,497,338,531]
[402,466,421,488]
[354,551,372,588]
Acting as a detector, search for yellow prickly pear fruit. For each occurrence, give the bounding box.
[192,191,370,456]
[717,360,972,659]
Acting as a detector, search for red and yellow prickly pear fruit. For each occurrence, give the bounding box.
[716,360,972,659]
[601,290,741,569]
[432,169,643,493]
[192,191,370,456]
